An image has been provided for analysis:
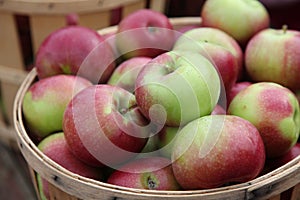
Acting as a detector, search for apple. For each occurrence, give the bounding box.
[107,157,180,190]
[115,9,175,59]
[135,50,221,127]
[63,84,151,167]
[157,126,179,159]
[35,25,116,84]
[211,104,227,115]
[245,27,300,91]
[228,82,300,158]
[37,173,48,200]
[22,74,92,139]
[37,132,103,200]
[171,115,265,189]
[266,143,300,171]
[65,13,79,26]
[107,57,152,93]
[227,81,252,105]
[173,40,239,97]
[201,0,270,46]
[172,27,244,78]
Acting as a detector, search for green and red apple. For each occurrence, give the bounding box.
[107,56,151,93]
[171,115,265,189]
[107,157,180,190]
[228,82,300,158]
[245,27,300,91]
[135,50,221,127]
[63,84,150,167]
[172,27,243,76]
[22,75,92,139]
[201,0,270,46]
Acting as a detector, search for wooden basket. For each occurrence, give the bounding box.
[0,0,165,148]
[13,17,300,200]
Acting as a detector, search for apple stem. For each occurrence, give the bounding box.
[282,25,288,34]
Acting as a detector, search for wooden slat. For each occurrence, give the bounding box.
[290,183,300,200]
[0,0,145,14]
[149,0,167,13]
[79,11,111,30]
[122,0,146,18]
[29,15,66,54]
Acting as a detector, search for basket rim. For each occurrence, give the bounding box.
[13,17,300,199]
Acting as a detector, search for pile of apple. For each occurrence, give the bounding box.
[21,0,300,198]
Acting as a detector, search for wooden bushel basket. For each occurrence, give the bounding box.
[14,17,300,200]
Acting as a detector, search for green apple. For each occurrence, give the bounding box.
[135,50,221,127]
[245,27,300,91]
[228,82,300,158]
[171,115,265,189]
[201,0,270,46]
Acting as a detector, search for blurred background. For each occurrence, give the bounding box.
[0,0,300,199]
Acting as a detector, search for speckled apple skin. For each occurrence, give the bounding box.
[63,85,149,167]
[228,82,300,158]
[245,28,300,91]
[107,157,180,190]
[135,51,220,127]
[116,9,175,59]
[108,57,151,93]
[171,115,265,189]
[201,0,270,45]
[173,41,239,97]
[22,75,92,139]
[173,27,243,76]
[35,26,116,84]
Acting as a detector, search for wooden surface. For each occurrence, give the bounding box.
[0,142,37,200]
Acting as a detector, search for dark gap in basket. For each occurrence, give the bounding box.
[15,15,34,71]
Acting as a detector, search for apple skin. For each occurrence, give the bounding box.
[22,75,92,139]
[115,9,175,59]
[171,115,265,189]
[157,126,179,159]
[173,41,239,97]
[107,157,180,190]
[107,57,151,93]
[228,82,300,158]
[172,27,243,78]
[245,28,300,91]
[35,26,116,84]
[135,51,220,127]
[227,81,252,105]
[211,104,227,115]
[37,132,103,200]
[63,84,150,167]
[201,0,270,46]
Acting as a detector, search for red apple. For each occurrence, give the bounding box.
[171,115,265,189]
[245,27,300,91]
[35,25,116,84]
[107,57,152,93]
[37,132,103,199]
[115,9,175,59]
[22,74,92,139]
[211,104,227,115]
[228,82,300,158]
[63,84,150,167]
[201,0,270,46]
[107,157,180,190]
